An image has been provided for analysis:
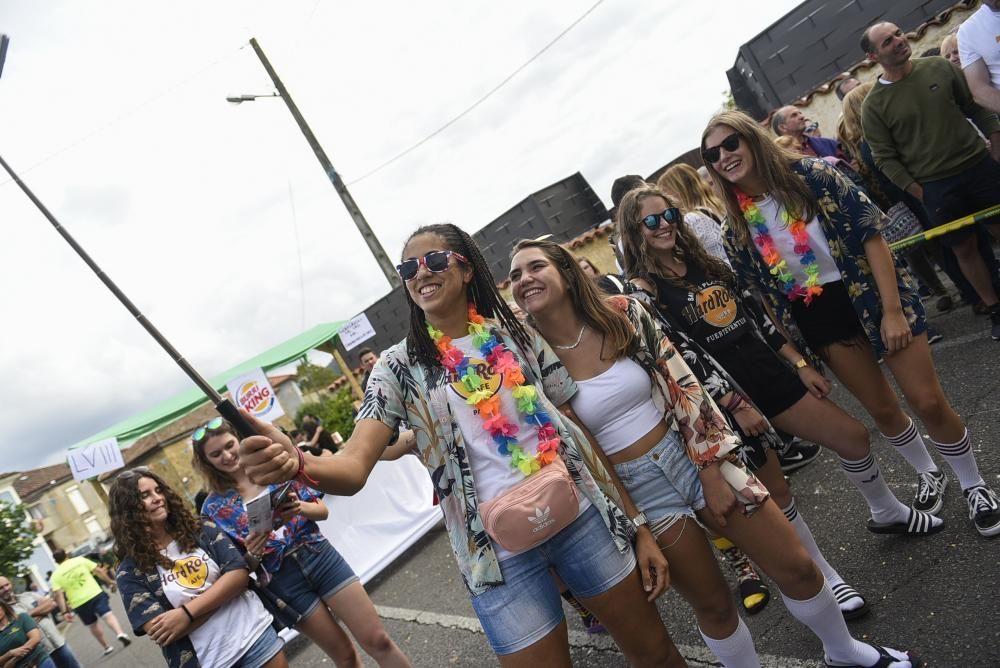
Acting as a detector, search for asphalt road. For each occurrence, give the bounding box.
[58,299,999,667]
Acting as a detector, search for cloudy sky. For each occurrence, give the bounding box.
[0,0,800,470]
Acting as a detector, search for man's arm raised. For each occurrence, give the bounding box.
[238,411,392,494]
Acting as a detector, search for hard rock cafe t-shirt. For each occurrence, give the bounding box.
[653,265,752,353]
[444,334,589,560]
[156,541,271,668]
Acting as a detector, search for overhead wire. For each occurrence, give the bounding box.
[345,0,608,186]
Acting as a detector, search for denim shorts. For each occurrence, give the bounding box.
[613,430,705,537]
[470,505,635,655]
[73,591,111,625]
[233,625,283,668]
[267,539,359,619]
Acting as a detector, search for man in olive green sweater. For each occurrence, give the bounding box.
[861,22,1000,341]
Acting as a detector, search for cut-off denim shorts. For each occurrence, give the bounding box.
[470,505,635,655]
[267,539,359,619]
[613,429,705,537]
[233,625,284,668]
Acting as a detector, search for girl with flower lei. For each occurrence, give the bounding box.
[235,224,685,667]
[703,110,999,546]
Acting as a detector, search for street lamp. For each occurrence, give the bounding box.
[229,38,401,289]
[225,93,279,104]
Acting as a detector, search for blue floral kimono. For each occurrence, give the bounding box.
[723,157,925,364]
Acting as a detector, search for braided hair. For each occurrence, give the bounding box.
[403,224,531,369]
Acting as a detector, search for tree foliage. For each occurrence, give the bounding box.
[296,387,357,441]
[296,362,339,393]
[0,501,38,577]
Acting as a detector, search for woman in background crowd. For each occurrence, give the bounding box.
[0,599,53,668]
[109,469,287,668]
[194,418,410,668]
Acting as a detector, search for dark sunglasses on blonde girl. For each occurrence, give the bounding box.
[701,132,741,164]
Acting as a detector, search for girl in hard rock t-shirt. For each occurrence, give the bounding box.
[110,469,286,668]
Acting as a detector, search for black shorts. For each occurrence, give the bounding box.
[789,280,867,353]
[709,334,808,419]
[921,155,1000,247]
[73,591,111,625]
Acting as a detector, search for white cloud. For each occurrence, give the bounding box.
[0,0,801,469]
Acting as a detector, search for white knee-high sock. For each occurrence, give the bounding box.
[931,429,985,490]
[781,501,842,586]
[699,618,760,668]
[881,417,937,474]
[838,454,909,523]
[781,586,879,666]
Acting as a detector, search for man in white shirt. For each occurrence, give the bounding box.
[959,0,1000,113]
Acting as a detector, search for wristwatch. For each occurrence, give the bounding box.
[793,358,808,369]
[631,512,648,528]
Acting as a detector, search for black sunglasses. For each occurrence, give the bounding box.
[701,133,741,164]
[640,207,682,230]
[396,250,468,282]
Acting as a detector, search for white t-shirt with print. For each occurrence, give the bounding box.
[156,541,272,668]
[752,196,840,288]
[444,334,589,560]
[959,4,1000,88]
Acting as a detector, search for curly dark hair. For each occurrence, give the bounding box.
[402,224,531,369]
[109,469,202,570]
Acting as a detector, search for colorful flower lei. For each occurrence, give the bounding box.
[427,305,560,476]
[738,191,824,304]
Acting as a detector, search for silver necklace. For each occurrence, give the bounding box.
[552,324,586,350]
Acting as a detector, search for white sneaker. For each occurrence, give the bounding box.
[103,646,115,656]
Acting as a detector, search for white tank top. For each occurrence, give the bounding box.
[570,357,664,456]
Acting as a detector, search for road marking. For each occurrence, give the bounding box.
[376,604,820,667]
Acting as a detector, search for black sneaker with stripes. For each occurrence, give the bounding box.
[913,470,947,515]
[964,485,1000,537]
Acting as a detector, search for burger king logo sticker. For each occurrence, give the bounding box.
[237,381,275,417]
[226,368,285,422]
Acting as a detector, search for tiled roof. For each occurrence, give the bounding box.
[11,463,74,501]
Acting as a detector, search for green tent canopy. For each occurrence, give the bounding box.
[70,321,346,449]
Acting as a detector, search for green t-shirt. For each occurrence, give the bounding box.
[0,612,48,668]
[50,557,103,609]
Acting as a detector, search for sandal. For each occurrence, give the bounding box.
[831,582,869,621]
[825,644,923,668]
[713,537,770,614]
[867,508,944,536]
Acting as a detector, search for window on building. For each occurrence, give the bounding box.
[28,506,45,520]
[65,486,89,515]
[83,516,101,537]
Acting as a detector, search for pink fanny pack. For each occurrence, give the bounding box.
[479,456,579,553]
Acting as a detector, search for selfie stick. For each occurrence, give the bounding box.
[0,154,256,439]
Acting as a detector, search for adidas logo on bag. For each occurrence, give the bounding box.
[528,506,555,533]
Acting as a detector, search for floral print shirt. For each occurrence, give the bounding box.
[202,481,326,575]
[613,296,768,507]
[357,323,634,596]
[723,158,925,363]
[116,520,247,668]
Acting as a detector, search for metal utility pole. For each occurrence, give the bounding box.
[246,37,401,289]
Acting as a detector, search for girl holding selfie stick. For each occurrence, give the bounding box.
[194,419,410,668]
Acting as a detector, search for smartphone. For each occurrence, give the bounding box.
[269,482,294,529]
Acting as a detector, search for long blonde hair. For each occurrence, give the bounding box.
[656,163,725,219]
[701,110,820,246]
[838,81,874,161]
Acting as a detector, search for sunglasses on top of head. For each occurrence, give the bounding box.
[191,417,224,445]
[640,207,682,230]
[396,250,468,282]
[701,132,741,164]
